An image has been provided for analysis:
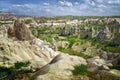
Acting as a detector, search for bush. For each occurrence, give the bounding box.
[0,67,11,79]
[109,65,120,70]
[24,19,33,24]
[68,38,76,48]
[73,64,88,75]
[0,61,32,80]
[14,61,31,69]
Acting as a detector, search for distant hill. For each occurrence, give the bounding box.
[0,11,32,20]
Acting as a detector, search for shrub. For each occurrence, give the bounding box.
[106,46,120,53]
[14,61,31,69]
[73,64,88,75]
[0,67,11,79]
[45,35,52,43]
[24,19,33,24]
[68,38,77,48]
[0,61,32,80]
[109,65,120,70]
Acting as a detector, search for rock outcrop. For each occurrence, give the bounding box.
[0,19,60,69]
[87,56,107,72]
[0,24,10,38]
[0,37,59,69]
[110,33,120,46]
[8,19,35,40]
[0,19,88,80]
[95,19,120,46]
[72,41,102,56]
[34,54,87,80]
[60,25,96,38]
[98,70,120,80]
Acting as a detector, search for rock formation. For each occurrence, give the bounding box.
[0,17,120,80]
[0,19,88,80]
[34,54,87,80]
[110,33,120,46]
[95,19,120,46]
[8,19,35,40]
[60,26,69,36]
[0,25,8,37]
[7,26,15,37]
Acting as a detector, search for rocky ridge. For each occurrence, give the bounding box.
[0,19,87,80]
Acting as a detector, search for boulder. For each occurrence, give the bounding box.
[56,41,69,49]
[97,70,120,80]
[31,54,87,80]
[87,56,106,72]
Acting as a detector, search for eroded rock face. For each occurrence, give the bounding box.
[0,37,59,69]
[95,19,120,46]
[110,33,120,46]
[60,27,69,36]
[35,54,87,80]
[8,19,35,40]
[56,41,69,49]
[0,36,87,80]
[95,30,107,40]
[100,52,120,66]
[87,56,106,72]
[98,70,120,80]
[72,41,102,56]
[14,19,35,40]
[0,25,9,38]
[0,19,88,80]
[7,26,15,37]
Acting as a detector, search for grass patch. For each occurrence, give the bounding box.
[105,46,120,53]
[58,47,91,59]
[73,64,88,75]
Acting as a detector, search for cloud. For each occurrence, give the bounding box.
[43,2,50,6]
[58,0,73,7]
[91,1,96,6]
[74,2,79,5]
[108,0,120,4]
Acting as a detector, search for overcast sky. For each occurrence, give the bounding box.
[0,0,120,16]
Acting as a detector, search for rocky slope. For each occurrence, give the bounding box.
[0,18,120,80]
[0,19,59,70]
[0,19,88,80]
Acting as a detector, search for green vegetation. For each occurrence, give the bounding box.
[90,39,120,53]
[30,16,120,59]
[73,64,88,75]
[109,65,120,70]
[72,64,98,79]
[31,27,60,43]
[58,47,91,59]
[104,46,120,53]
[0,61,32,80]
[33,16,120,22]
[14,61,31,69]
[24,18,33,24]
[67,37,78,48]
